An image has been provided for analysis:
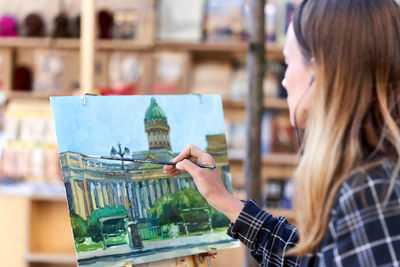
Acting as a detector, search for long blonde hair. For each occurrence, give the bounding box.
[289,0,400,255]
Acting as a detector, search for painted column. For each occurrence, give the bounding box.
[106,183,114,206]
[134,182,143,218]
[161,179,169,195]
[168,178,175,193]
[148,180,156,206]
[155,179,162,199]
[90,182,97,210]
[122,182,130,212]
[96,182,105,208]
[75,181,87,218]
[117,182,125,207]
[102,183,109,206]
[83,181,91,216]
[70,179,83,216]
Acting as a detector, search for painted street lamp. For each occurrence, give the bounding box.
[110,143,143,249]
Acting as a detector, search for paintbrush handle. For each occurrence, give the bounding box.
[158,160,215,169]
[195,163,216,169]
[80,154,216,169]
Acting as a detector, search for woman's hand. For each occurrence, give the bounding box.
[163,144,244,222]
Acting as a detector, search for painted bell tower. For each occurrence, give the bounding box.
[144,97,171,150]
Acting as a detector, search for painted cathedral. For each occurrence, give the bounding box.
[60,97,231,221]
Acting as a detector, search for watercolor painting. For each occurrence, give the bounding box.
[50,95,239,266]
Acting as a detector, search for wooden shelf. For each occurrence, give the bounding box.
[97,39,153,50]
[263,98,288,110]
[157,41,247,52]
[157,41,283,58]
[268,208,296,221]
[223,98,288,110]
[0,37,283,59]
[30,194,66,202]
[26,252,76,264]
[0,37,55,48]
[262,154,299,165]
[229,151,299,166]
[6,90,76,99]
[55,39,153,51]
[0,37,152,50]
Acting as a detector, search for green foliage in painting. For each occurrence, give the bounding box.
[70,214,87,243]
[148,188,208,225]
[103,217,126,234]
[211,210,230,228]
[87,206,128,243]
[148,188,230,229]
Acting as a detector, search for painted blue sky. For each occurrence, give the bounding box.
[50,95,226,156]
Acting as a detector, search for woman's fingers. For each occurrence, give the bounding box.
[176,159,201,177]
[163,164,174,172]
[171,144,205,163]
[163,164,177,175]
[164,144,215,177]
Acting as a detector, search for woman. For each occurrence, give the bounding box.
[164,0,400,265]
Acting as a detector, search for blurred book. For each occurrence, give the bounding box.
[192,60,232,98]
[1,99,61,182]
[265,2,278,42]
[227,111,296,157]
[225,120,246,154]
[230,61,247,100]
[270,111,297,153]
[0,48,11,92]
[150,51,191,94]
[205,0,248,41]
[264,62,285,98]
[277,62,288,98]
[263,178,293,209]
[261,111,272,154]
[157,0,205,41]
[284,1,297,35]
[108,1,155,42]
[275,0,300,45]
[263,178,285,208]
[282,178,294,209]
[113,9,140,39]
[230,60,285,100]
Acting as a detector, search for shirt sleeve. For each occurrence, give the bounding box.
[227,199,300,266]
[328,173,400,266]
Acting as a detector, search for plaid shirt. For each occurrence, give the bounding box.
[227,160,400,266]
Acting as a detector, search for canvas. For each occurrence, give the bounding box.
[50,95,239,266]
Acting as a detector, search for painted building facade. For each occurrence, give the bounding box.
[60,97,231,221]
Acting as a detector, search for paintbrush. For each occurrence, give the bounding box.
[78,153,216,169]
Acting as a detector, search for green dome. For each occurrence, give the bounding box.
[144,98,167,121]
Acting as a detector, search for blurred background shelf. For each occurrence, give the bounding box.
[26,253,77,265]
[0,37,56,48]
[223,98,288,111]
[6,90,76,99]
[229,151,299,166]
[0,37,284,59]
[268,208,296,223]
[0,37,152,50]
[156,41,284,59]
